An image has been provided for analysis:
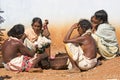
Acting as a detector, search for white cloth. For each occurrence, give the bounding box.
[92,23,119,59]
[3,54,38,72]
[95,23,118,47]
[65,43,97,70]
[92,34,118,59]
[35,36,51,49]
[24,36,51,52]
[7,55,25,71]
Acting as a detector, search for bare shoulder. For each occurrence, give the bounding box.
[77,34,88,40]
[74,35,87,44]
[82,34,94,43]
[7,39,23,47]
[14,40,24,47]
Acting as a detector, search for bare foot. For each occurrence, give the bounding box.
[68,68,81,73]
[28,68,43,73]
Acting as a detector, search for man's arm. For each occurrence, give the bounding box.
[18,42,35,57]
[63,23,84,43]
[20,33,27,42]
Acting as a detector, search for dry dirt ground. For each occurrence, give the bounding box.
[0,56,120,80]
[0,27,120,80]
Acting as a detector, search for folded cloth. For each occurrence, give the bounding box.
[92,34,119,59]
[3,54,38,72]
[36,36,51,49]
[95,24,118,47]
[65,43,97,70]
[24,36,51,52]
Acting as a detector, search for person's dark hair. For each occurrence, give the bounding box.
[7,24,24,38]
[94,10,108,23]
[31,17,42,27]
[45,19,49,24]
[78,19,92,31]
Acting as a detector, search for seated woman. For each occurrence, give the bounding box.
[91,10,119,60]
[22,17,51,69]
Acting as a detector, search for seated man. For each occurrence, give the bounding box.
[1,24,48,72]
[63,19,98,72]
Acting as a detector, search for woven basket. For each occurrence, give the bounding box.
[50,53,68,70]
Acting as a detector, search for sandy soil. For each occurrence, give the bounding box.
[0,27,120,80]
[0,56,120,80]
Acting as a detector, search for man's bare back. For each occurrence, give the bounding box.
[2,37,33,63]
[1,24,50,72]
[80,33,97,59]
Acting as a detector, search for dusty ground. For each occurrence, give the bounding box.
[0,27,120,80]
[0,56,120,80]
